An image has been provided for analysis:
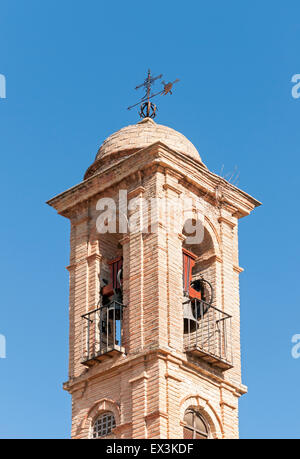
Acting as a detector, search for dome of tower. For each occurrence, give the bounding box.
[84,117,202,179]
[97,118,201,162]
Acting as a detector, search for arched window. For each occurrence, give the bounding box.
[183,409,209,439]
[92,412,116,438]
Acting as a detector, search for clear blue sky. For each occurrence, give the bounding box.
[0,0,299,439]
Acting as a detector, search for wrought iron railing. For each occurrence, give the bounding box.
[183,299,233,369]
[81,301,125,364]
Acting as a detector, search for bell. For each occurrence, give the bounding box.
[183,300,198,333]
[109,302,122,321]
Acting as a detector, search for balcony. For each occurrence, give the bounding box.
[81,301,125,367]
[183,299,233,371]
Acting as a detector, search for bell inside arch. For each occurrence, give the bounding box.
[183,300,198,333]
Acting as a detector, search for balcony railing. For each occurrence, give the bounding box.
[183,299,233,370]
[81,301,125,366]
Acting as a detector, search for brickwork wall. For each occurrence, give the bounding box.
[68,351,239,439]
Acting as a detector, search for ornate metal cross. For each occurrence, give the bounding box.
[127,69,179,119]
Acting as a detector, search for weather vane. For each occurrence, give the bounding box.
[127,69,180,119]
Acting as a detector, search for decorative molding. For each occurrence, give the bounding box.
[238,384,248,396]
[86,253,102,264]
[66,264,76,272]
[233,265,244,274]
[145,410,168,422]
[81,397,121,431]
[66,258,87,271]
[163,183,182,195]
[165,372,183,383]
[180,395,223,438]
[64,347,245,397]
[119,235,130,246]
[218,216,236,229]
[164,166,182,181]
[220,401,237,410]
[128,186,145,200]
[221,202,239,216]
[48,142,260,221]
[129,372,149,384]
[66,254,101,271]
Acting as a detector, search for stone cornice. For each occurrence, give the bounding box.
[128,371,149,384]
[162,183,182,195]
[145,410,168,422]
[119,235,130,246]
[128,186,145,199]
[63,346,247,398]
[165,372,183,383]
[220,401,237,410]
[66,258,87,271]
[47,141,261,220]
[66,253,102,271]
[218,216,236,228]
[233,265,244,274]
[86,253,102,264]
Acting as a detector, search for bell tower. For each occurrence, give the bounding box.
[48,116,260,439]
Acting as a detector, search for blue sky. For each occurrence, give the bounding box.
[0,0,299,439]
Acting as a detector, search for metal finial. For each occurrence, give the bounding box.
[127,69,180,119]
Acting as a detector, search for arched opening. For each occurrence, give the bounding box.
[82,228,125,365]
[98,234,124,353]
[182,224,216,334]
[182,221,232,369]
[183,225,216,300]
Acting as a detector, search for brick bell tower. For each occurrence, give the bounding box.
[48,116,260,439]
